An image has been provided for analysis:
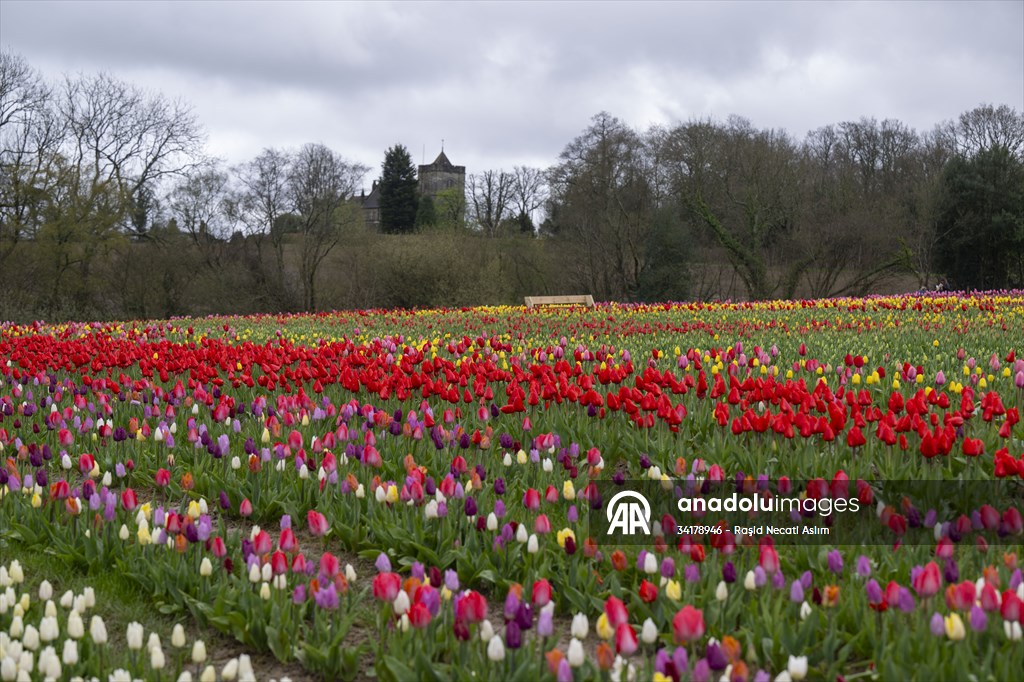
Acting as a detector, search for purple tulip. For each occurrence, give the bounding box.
[538,610,553,637]
[865,580,883,604]
[856,555,872,578]
[375,553,391,573]
[505,621,522,649]
[557,659,572,682]
[722,561,736,583]
[827,550,843,575]
[790,580,804,603]
[800,570,813,590]
[897,588,915,613]
[672,647,688,676]
[930,612,945,637]
[969,605,987,632]
[705,643,727,670]
[314,582,339,610]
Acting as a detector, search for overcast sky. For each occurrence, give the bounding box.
[2,0,1022,185]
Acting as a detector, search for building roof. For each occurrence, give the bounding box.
[428,150,454,170]
[361,183,380,209]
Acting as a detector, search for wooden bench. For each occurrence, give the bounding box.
[524,295,595,308]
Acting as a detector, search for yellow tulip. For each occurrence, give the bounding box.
[945,613,966,641]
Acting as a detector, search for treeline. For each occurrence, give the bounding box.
[1,50,1022,322]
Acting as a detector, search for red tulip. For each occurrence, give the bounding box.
[307,510,329,537]
[279,528,298,552]
[759,545,780,574]
[456,590,487,623]
[372,572,401,602]
[120,488,138,511]
[638,579,659,603]
[239,498,253,517]
[1000,590,1021,622]
[523,488,541,510]
[532,579,552,607]
[270,550,288,575]
[253,529,272,555]
[615,623,638,656]
[913,561,941,597]
[605,596,629,629]
[672,605,705,643]
[409,602,432,628]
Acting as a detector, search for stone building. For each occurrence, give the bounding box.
[360,148,465,229]
[417,150,466,199]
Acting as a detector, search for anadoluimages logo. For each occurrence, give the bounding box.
[606,490,652,535]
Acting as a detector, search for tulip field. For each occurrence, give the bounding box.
[1,293,1024,682]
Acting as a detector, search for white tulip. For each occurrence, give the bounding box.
[744,571,757,591]
[8,562,23,584]
[641,618,658,644]
[59,590,74,609]
[248,564,261,584]
[479,620,494,642]
[259,583,271,600]
[200,665,217,682]
[221,657,239,680]
[775,673,793,682]
[67,611,84,640]
[62,639,78,666]
[38,616,58,642]
[191,639,206,664]
[126,622,144,651]
[21,625,39,651]
[177,673,194,682]
[516,524,528,543]
[527,534,539,554]
[231,456,241,470]
[716,580,728,601]
[43,600,56,618]
[200,558,213,577]
[567,638,585,667]
[393,591,410,615]
[89,616,107,645]
[571,613,589,639]
[119,524,130,541]
[1005,621,1023,641]
[172,624,186,649]
[261,563,272,583]
[800,601,812,621]
[147,632,161,653]
[38,581,52,601]
[643,553,658,574]
[150,645,165,670]
[0,657,15,682]
[486,513,498,531]
[788,655,808,681]
[486,635,505,662]
[345,564,357,583]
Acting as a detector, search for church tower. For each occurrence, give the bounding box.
[417,149,466,199]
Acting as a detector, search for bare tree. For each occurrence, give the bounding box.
[287,142,366,310]
[0,50,63,265]
[938,104,1024,160]
[468,169,511,237]
[548,112,657,300]
[508,165,547,235]
[165,163,233,268]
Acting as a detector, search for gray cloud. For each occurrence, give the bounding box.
[2,0,1021,181]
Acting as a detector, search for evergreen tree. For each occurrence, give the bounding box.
[415,194,437,229]
[379,144,419,233]
[935,145,1024,290]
